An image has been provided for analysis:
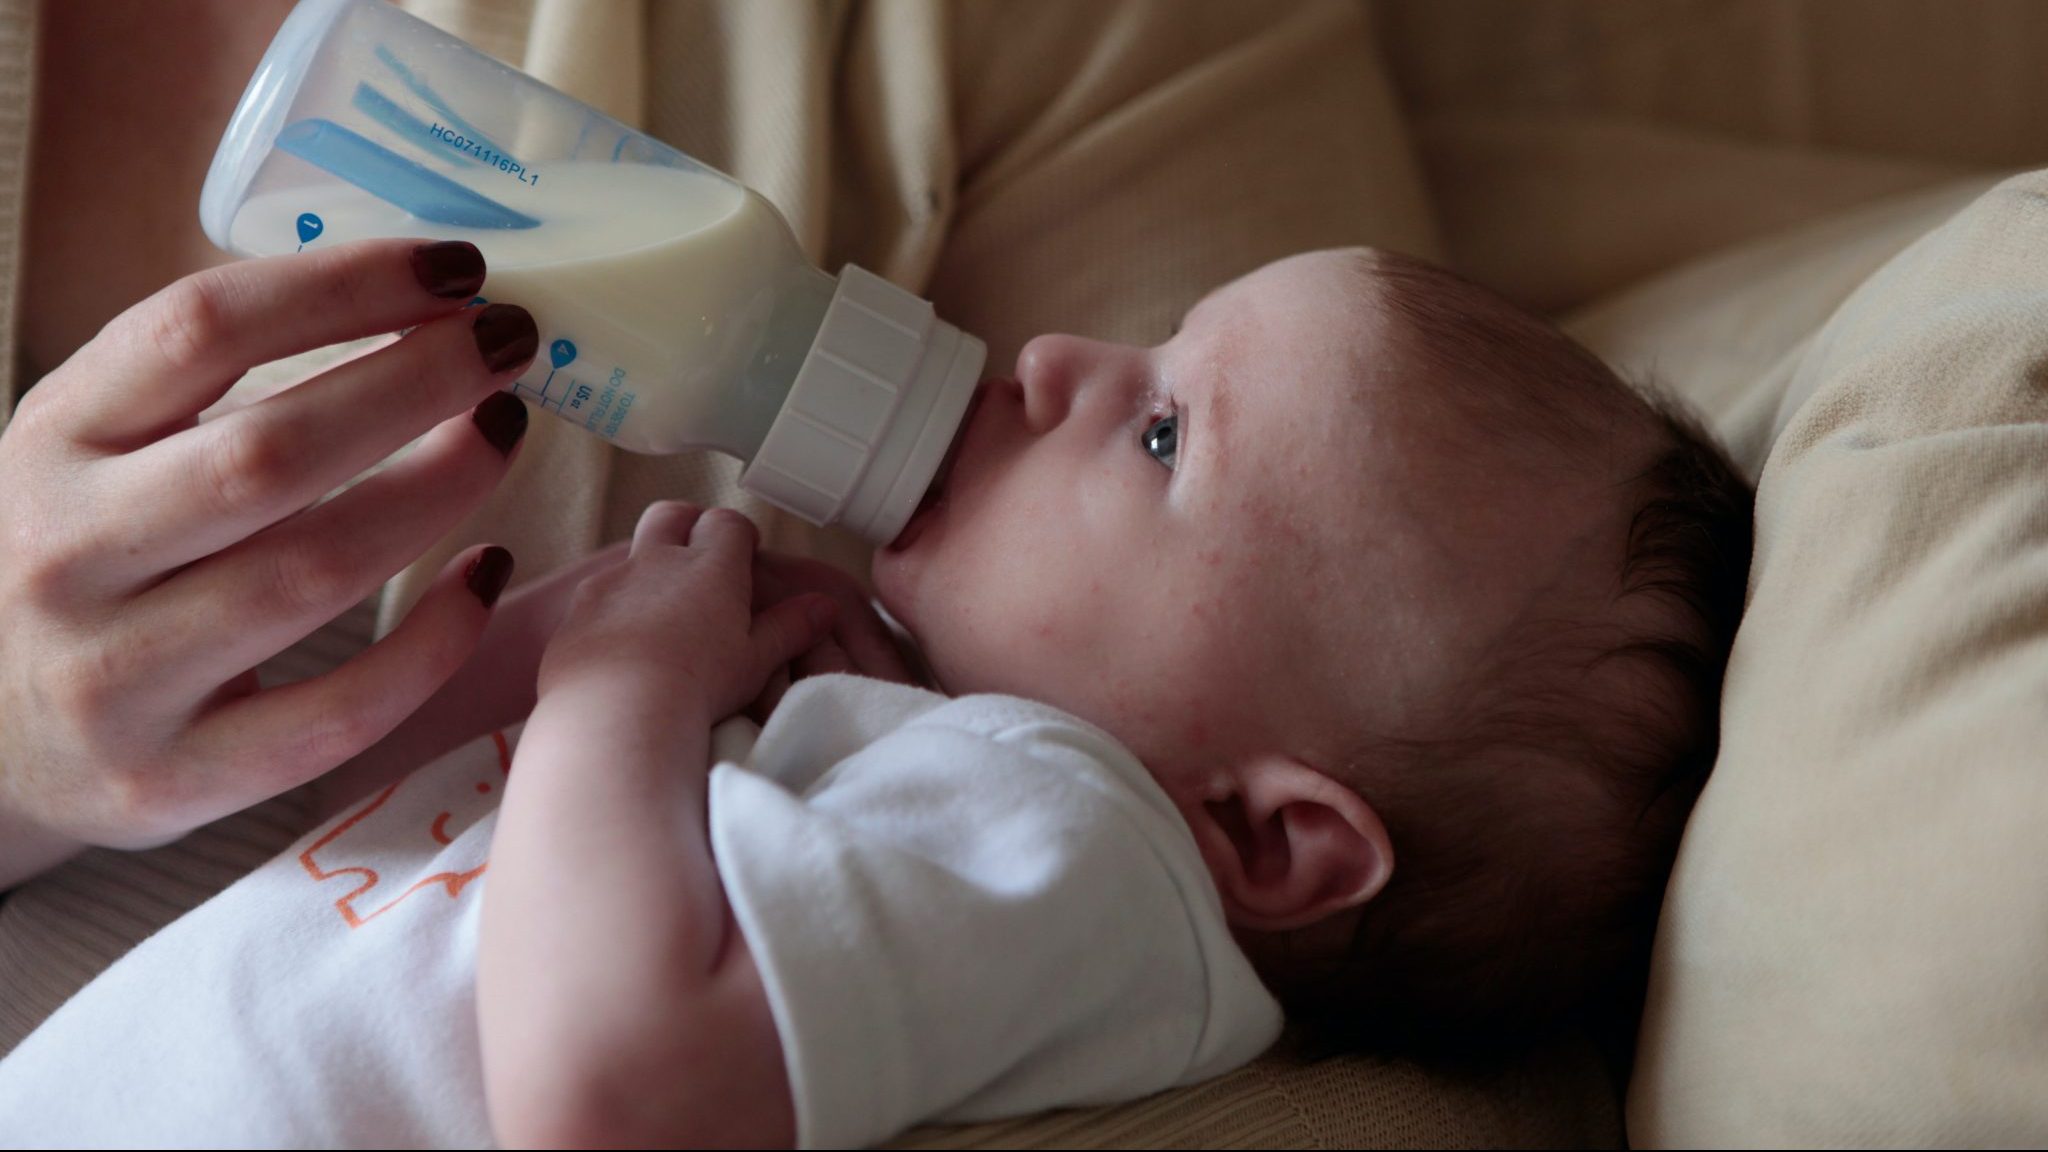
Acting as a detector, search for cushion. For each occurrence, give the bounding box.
[1605,169,2048,1145]
[1566,176,2001,474]
[1416,111,1971,316]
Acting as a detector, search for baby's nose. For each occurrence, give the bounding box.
[1015,333,1125,432]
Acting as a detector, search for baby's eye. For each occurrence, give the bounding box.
[1141,411,1178,471]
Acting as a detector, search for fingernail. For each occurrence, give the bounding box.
[472,304,538,373]
[465,546,515,608]
[411,241,486,299]
[472,392,529,458]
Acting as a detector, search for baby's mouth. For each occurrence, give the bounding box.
[888,380,991,552]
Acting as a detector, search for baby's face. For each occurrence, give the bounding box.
[872,250,1594,798]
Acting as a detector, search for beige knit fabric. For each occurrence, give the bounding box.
[1377,0,2048,172]
[1412,112,1973,317]
[1372,0,2048,317]
[890,1031,1619,1150]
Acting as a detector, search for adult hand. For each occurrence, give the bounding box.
[0,238,537,880]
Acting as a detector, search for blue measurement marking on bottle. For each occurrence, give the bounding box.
[539,339,578,409]
[511,339,580,412]
[276,119,538,230]
[295,212,323,251]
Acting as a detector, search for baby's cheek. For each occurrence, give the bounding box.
[1007,588,1085,658]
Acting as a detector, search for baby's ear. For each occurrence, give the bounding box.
[1180,755,1393,933]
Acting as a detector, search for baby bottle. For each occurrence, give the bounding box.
[199,0,985,545]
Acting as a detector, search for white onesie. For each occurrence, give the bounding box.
[0,674,1282,1148]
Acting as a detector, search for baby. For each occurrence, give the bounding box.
[0,248,1752,1148]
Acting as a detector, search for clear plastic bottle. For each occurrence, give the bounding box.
[200,0,985,545]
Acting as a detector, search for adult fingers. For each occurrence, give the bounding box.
[131,397,525,692]
[45,239,489,451]
[177,543,513,828]
[93,304,535,585]
[631,500,704,558]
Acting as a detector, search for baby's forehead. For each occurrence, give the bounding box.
[1196,247,1636,505]
[1225,281,1637,566]
[1184,250,1703,745]
[1197,252,1387,350]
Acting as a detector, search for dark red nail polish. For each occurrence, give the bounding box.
[465,546,514,608]
[472,304,538,373]
[472,392,529,458]
[411,241,486,299]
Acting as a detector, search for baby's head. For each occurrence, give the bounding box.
[871,248,1754,1044]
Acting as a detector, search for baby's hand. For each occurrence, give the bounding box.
[747,551,920,720]
[537,503,837,725]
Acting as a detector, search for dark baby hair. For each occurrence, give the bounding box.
[1266,251,1755,1050]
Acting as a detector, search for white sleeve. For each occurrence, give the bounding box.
[709,708,1283,1150]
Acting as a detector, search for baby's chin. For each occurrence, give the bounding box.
[869,548,945,678]
[870,554,985,697]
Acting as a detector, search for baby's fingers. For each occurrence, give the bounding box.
[794,639,855,680]
[747,595,838,692]
[747,666,794,727]
[630,500,703,558]
[687,506,760,567]
[753,553,912,684]
[749,639,852,724]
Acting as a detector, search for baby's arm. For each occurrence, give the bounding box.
[478,505,835,1148]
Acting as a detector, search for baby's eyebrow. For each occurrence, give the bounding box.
[1165,279,1253,485]
[1178,325,1241,489]
[1200,347,1237,459]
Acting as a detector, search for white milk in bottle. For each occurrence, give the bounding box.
[231,162,836,459]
